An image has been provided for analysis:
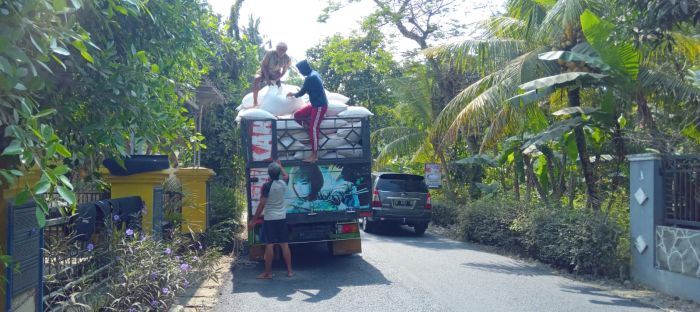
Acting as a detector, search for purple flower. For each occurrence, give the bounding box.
[150,272,158,280]
[140,234,147,242]
[192,256,199,262]
[150,300,158,308]
[164,248,172,255]
[86,243,94,252]
[127,308,137,312]
[180,263,191,272]
[125,229,134,236]
[112,214,120,222]
[183,279,190,289]
[162,287,169,295]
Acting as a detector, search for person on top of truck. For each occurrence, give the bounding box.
[248,160,294,279]
[287,60,328,163]
[252,42,291,107]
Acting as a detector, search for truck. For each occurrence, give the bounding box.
[241,116,372,259]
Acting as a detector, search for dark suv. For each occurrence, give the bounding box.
[361,173,432,235]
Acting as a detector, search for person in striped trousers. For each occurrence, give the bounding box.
[288,60,328,163]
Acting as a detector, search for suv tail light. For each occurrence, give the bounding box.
[426,192,432,210]
[372,190,382,208]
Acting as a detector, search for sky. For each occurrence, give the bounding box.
[207,0,504,61]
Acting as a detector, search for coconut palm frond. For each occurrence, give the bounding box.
[645,31,700,64]
[481,16,527,40]
[371,127,420,145]
[375,132,429,167]
[433,49,557,146]
[410,137,435,164]
[443,79,520,143]
[390,75,433,122]
[668,32,700,63]
[538,0,602,39]
[638,67,700,102]
[505,0,549,38]
[480,108,520,152]
[424,39,528,75]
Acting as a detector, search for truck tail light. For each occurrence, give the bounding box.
[372,190,382,208]
[426,192,432,210]
[338,223,359,234]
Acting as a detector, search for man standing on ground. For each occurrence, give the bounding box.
[252,42,292,107]
[287,60,328,163]
[248,160,294,279]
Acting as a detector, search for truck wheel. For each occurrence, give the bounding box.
[413,223,428,236]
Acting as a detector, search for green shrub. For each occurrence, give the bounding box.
[516,207,621,275]
[204,219,243,253]
[430,194,459,226]
[450,194,624,277]
[457,196,523,249]
[209,184,246,226]
[205,184,246,252]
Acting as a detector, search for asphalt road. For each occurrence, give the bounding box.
[215,226,657,312]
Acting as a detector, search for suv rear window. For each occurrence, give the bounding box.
[376,174,428,193]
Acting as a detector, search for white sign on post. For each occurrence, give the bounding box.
[424,163,441,189]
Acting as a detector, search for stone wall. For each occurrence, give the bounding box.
[656,225,700,278]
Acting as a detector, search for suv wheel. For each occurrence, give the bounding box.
[413,223,428,236]
[361,217,377,233]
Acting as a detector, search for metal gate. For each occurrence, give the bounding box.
[662,156,700,229]
[4,199,43,311]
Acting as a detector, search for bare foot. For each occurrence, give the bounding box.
[287,272,295,278]
[256,273,273,279]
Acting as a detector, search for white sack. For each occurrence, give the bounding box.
[319,137,347,150]
[237,86,270,111]
[288,130,309,140]
[325,91,350,104]
[276,118,303,130]
[325,100,349,117]
[278,137,305,151]
[294,150,329,160]
[320,119,348,128]
[337,144,363,158]
[321,152,344,159]
[337,122,362,142]
[337,106,374,118]
[260,84,306,116]
[237,108,277,120]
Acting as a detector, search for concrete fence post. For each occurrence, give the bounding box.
[628,153,700,303]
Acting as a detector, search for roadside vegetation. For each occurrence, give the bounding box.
[1,1,699,305]
[325,0,700,279]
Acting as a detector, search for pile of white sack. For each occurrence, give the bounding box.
[236,84,374,160]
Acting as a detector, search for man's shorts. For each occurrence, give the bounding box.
[261,219,289,244]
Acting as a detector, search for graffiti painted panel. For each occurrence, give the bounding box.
[248,163,371,214]
[250,121,273,162]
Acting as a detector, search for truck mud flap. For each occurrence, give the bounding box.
[249,244,265,261]
[332,239,362,256]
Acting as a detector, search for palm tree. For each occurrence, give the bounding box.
[426,0,699,209]
[372,65,435,170]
